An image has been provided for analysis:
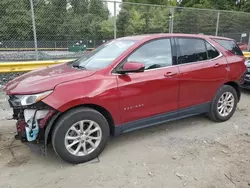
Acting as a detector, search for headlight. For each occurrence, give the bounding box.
[10,90,53,106]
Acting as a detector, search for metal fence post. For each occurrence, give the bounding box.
[168,16,171,34]
[248,32,250,47]
[29,0,38,60]
[168,10,172,33]
[215,11,220,36]
[171,8,174,33]
[114,1,117,39]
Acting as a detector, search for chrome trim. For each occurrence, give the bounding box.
[111,65,176,75]
[111,38,224,75]
[177,53,223,67]
[177,38,224,67]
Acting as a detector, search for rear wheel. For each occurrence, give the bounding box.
[208,85,238,122]
[52,107,110,164]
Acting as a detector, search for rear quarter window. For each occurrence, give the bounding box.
[206,42,220,59]
[213,39,243,56]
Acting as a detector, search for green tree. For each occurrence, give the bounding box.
[35,0,68,40]
[117,3,130,37]
[240,0,250,12]
[89,0,109,19]
[0,0,31,40]
[34,0,110,41]
[70,0,88,14]
[100,17,114,39]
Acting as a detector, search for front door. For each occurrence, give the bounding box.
[116,38,179,124]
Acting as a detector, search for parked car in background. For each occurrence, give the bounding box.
[237,42,249,52]
[4,34,246,164]
[240,59,250,89]
[236,42,250,89]
[68,41,87,52]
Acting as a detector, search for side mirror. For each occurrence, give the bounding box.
[117,62,145,74]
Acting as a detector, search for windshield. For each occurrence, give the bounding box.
[71,40,136,70]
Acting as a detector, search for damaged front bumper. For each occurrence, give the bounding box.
[8,99,57,153]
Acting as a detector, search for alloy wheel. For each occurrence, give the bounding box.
[217,92,235,117]
[64,120,102,156]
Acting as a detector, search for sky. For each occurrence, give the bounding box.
[105,0,122,16]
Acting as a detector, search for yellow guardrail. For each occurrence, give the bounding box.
[243,52,250,58]
[0,48,68,51]
[0,48,95,51]
[0,59,75,73]
[0,52,249,73]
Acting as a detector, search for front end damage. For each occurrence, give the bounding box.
[9,96,57,153]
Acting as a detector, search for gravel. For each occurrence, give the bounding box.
[0,97,250,187]
[1,89,250,187]
[0,72,27,86]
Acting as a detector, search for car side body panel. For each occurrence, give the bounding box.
[42,71,122,125]
[177,55,229,108]
[116,66,179,124]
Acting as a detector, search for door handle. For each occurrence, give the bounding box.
[214,63,221,68]
[164,72,177,77]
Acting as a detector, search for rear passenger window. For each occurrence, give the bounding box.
[214,39,243,56]
[177,38,207,64]
[206,42,220,59]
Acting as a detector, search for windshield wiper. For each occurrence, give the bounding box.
[71,63,86,70]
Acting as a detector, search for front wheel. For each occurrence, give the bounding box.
[52,108,110,164]
[208,85,238,122]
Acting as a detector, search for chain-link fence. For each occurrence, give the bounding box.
[0,0,250,60]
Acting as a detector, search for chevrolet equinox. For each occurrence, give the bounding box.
[4,34,246,164]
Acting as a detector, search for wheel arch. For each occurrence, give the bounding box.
[45,104,116,148]
[224,81,241,102]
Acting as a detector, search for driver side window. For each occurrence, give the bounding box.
[127,39,173,70]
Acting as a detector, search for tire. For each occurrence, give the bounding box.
[208,85,238,122]
[52,107,110,164]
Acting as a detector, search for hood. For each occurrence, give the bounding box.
[4,63,96,95]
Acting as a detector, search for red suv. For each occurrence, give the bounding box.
[4,34,246,164]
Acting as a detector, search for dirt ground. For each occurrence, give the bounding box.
[0,88,250,188]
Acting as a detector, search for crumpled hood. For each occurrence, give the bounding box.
[4,63,96,95]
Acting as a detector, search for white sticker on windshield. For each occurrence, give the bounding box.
[116,41,134,49]
[116,41,126,49]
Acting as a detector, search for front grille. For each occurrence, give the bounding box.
[13,109,24,119]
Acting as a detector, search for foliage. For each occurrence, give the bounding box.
[1,0,250,41]
[117,0,250,37]
[0,0,111,41]
[0,0,32,40]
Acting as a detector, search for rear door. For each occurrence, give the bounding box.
[176,37,228,109]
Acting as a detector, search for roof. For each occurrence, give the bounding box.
[117,33,233,41]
